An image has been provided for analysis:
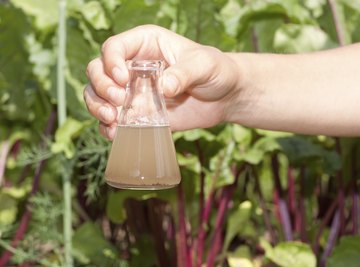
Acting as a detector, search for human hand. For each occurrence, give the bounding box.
[84,25,241,140]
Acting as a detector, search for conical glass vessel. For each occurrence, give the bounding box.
[105,60,181,190]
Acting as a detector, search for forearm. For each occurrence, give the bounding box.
[226,44,360,136]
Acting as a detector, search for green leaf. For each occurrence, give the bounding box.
[232,125,252,145]
[234,136,280,165]
[2,186,29,199]
[10,0,58,31]
[228,257,254,267]
[99,0,121,12]
[80,1,111,30]
[274,24,337,53]
[113,0,162,33]
[277,136,341,173]
[236,0,313,37]
[223,201,252,251]
[181,129,216,142]
[264,241,316,267]
[341,0,360,12]
[25,33,55,90]
[304,0,326,18]
[72,222,118,265]
[277,136,326,163]
[0,4,37,123]
[0,193,18,225]
[327,236,360,267]
[179,0,236,50]
[51,117,91,158]
[219,0,242,36]
[255,129,293,138]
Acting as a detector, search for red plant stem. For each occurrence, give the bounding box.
[206,183,237,267]
[335,138,345,236]
[0,110,56,267]
[313,197,338,255]
[298,166,307,242]
[0,140,10,186]
[328,0,346,46]
[320,210,340,267]
[177,182,192,267]
[195,141,206,234]
[196,189,216,267]
[351,146,359,235]
[271,155,293,241]
[0,210,31,267]
[194,141,205,266]
[287,168,296,230]
[352,190,359,236]
[197,164,245,267]
[253,167,277,244]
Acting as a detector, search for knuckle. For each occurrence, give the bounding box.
[95,80,109,97]
[86,59,98,78]
[135,24,158,32]
[198,46,218,68]
[83,85,88,102]
[101,36,116,55]
[99,123,110,139]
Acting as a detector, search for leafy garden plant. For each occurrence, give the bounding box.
[0,0,360,266]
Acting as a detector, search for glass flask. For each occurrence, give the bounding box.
[105,60,181,190]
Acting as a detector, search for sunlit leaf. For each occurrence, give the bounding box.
[274,24,337,53]
[264,241,316,267]
[80,1,111,30]
[10,0,58,31]
[51,117,91,158]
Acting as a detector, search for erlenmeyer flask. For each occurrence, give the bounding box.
[105,60,181,190]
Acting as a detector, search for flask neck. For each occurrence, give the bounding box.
[129,69,158,94]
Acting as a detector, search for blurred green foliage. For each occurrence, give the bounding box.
[1,0,360,266]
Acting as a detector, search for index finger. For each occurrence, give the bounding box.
[101,25,161,87]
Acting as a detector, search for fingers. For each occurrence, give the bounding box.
[83,84,118,125]
[101,25,158,86]
[99,122,117,140]
[101,25,195,86]
[86,58,126,107]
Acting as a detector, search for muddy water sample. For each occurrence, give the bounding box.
[105,126,181,190]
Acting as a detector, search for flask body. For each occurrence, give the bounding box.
[105,60,181,190]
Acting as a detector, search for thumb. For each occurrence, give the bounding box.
[161,52,213,97]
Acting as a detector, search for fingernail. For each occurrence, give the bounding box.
[107,86,122,106]
[107,126,116,140]
[112,67,123,84]
[163,74,179,96]
[99,106,113,122]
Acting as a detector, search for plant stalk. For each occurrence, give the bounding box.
[0,140,10,186]
[271,155,293,241]
[328,0,347,46]
[351,146,359,235]
[298,166,307,242]
[57,0,73,266]
[321,210,340,267]
[253,167,277,243]
[177,183,192,267]
[206,179,238,267]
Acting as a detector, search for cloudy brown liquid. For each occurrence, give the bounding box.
[105,126,181,190]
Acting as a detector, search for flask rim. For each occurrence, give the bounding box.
[127,60,164,71]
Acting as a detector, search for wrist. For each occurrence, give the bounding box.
[222,52,257,126]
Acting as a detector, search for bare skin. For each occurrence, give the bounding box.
[84,25,360,140]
